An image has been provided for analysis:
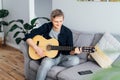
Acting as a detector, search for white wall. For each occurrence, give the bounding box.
[0,0,2,9]
[52,0,120,33]
[0,0,2,32]
[34,0,52,26]
[35,0,52,18]
[3,0,29,22]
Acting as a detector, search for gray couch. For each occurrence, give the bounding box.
[20,29,120,80]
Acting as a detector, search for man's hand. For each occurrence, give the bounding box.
[26,38,45,57]
[34,46,45,57]
[70,47,82,55]
[74,47,82,54]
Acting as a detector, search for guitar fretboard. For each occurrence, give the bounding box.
[50,46,75,51]
[47,45,95,53]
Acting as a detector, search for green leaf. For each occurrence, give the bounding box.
[31,17,50,26]
[31,17,39,25]
[0,9,9,18]
[9,24,20,32]
[23,23,34,30]
[22,31,26,34]
[15,37,22,44]
[41,17,50,21]
[9,19,24,25]
[13,31,20,38]
[16,19,24,24]
[0,21,9,26]
[9,20,17,24]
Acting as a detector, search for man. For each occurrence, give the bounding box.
[24,9,81,80]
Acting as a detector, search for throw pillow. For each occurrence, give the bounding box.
[90,32,120,68]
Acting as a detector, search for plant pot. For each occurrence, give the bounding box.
[0,32,4,46]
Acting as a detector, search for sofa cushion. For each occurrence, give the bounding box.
[90,32,120,68]
[30,61,66,80]
[91,33,103,46]
[47,66,66,80]
[74,33,94,47]
[57,61,101,80]
[30,60,40,72]
[74,32,94,59]
[71,29,81,45]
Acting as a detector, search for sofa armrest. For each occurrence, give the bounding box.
[20,41,30,59]
[20,41,32,80]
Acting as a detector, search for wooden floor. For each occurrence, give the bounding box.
[0,45,25,80]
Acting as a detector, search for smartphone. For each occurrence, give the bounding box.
[78,70,93,75]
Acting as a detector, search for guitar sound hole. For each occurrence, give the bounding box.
[47,45,52,51]
[35,41,40,54]
[36,41,39,46]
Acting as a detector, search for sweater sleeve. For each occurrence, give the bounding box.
[23,23,49,41]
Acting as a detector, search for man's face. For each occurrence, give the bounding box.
[51,16,64,30]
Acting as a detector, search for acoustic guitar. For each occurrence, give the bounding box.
[29,35,95,60]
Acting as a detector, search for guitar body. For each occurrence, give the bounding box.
[29,35,59,60]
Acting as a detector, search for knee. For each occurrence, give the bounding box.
[71,56,80,65]
[41,58,54,67]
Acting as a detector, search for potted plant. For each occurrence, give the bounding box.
[0,9,9,45]
[7,17,50,44]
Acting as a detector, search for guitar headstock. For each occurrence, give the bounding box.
[82,46,96,53]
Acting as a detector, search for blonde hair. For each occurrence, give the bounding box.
[50,9,64,20]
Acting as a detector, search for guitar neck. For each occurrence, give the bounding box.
[48,45,95,53]
[50,46,75,51]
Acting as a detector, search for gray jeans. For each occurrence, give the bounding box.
[36,54,80,80]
